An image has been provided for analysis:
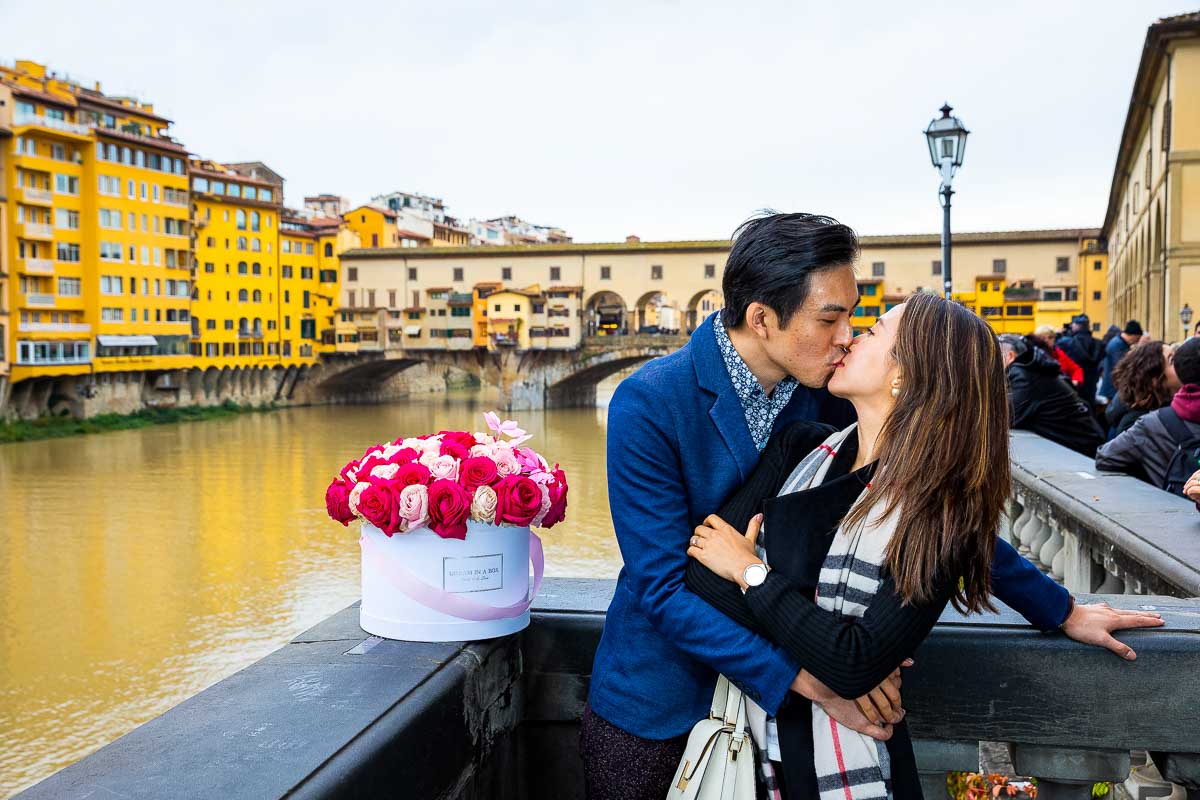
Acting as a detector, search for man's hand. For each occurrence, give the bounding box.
[790,667,910,742]
[1183,468,1200,502]
[1060,601,1164,660]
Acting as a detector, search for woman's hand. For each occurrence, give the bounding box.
[1184,468,1200,502]
[687,513,764,586]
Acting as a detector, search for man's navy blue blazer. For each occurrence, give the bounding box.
[587,313,1071,740]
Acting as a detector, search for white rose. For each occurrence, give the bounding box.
[470,485,498,524]
[473,433,496,446]
[427,454,460,482]
[381,443,402,460]
[370,463,400,480]
[469,443,494,458]
[348,481,369,517]
[531,484,553,528]
[420,437,443,455]
[400,437,423,451]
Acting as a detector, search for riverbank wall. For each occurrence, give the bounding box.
[0,362,464,422]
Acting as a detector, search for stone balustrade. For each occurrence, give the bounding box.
[1004,430,1200,598]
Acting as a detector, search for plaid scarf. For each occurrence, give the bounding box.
[749,425,897,800]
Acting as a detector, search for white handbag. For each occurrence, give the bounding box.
[665,675,758,800]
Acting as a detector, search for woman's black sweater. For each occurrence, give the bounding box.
[685,421,953,800]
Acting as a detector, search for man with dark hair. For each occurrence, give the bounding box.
[581,213,1163,800]
[1058,314,1106,405]
[1099,320,1143,401]
[1098,336,1200,491]
[999,334,1104,457]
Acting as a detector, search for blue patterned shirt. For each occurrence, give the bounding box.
[711,315,798,451]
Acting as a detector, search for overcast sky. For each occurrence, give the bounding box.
[2,1,1194,241]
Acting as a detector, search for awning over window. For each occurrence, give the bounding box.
[97,335,158,347]
[404,325,422,336]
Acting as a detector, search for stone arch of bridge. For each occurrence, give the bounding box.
[583,290,630,336]
[315,357,425,395]
[633,290,672,333]
[685,289,723,333]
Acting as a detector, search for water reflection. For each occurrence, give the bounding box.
[0,379,623,796]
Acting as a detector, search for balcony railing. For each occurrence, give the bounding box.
[20,223,54,240]
[18,321,91,333]
[14,110,92,136]
[22,187,53,205]
[20,258,54,275]
[25,293,55,307]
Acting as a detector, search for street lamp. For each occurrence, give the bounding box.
[925,103,970,300]
[1181,303,1193,340]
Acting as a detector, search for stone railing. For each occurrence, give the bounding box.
[16,578,1200,800]
[1005,430,1200,597]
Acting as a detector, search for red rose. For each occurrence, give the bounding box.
[459,456,499,493]
[358,481,401,536]
[387,447,419,465]
[339,459,361,485]
[495,475,543,526]
[440,431,479,450]
[427,479,472,539]
[395,462,432,487]
[542,469,569,528]
[440,439,470,460]
[325,479,356,526]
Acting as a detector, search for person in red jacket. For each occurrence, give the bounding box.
[1034,324,1083,386]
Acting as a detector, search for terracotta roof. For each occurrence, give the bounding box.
[187,164,278,187]
[94,126,188,154]
[5,82,76,109]
[344,204,397,220]
[76,91,171,124]
[397,229,431,240]
[342,228,1100,260]
[975,273,1007,281]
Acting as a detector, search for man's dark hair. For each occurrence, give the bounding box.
[720,212,859,329]
[1174,337,1200,385]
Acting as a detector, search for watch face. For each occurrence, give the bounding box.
[744,564,767,586]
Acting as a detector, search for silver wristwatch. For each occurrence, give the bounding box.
[740,562,769,594]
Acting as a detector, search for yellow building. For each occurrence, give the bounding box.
[280,212,342,361]
[0,85,9,396]
[485,289,535,349]
[1104,13,1200,341]
[472,282,503,347]
[189,159,290,367]
[2,59,192,388]
[343,205,399,250]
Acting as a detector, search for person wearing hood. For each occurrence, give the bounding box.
[1097,337,1200,493]
[999,334,1105,457]
[1057,314,1106,405]
[1098,320,1143,401]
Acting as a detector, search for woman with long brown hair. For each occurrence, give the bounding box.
[1105,339,1181,439]
[684,293,1009,800]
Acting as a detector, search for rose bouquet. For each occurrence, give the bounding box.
[324,412,568,540]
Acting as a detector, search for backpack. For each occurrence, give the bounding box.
[1157,407,1200,497]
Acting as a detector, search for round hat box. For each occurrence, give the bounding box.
[359,519,542,642]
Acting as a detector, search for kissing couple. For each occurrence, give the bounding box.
[579,213,1163,800]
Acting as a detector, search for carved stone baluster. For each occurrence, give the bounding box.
[1025,515,1052,570]
[1039,519,1065,582]
[1011,498,1035,555]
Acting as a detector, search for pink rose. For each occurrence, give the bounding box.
[495,475,542,526]
[358,482,401,536]
[325,479,355,526]
[440,439,470,460]
[542,468,568,527]
[396,484,429,529]
[427,479,472,540]
[459,456,499,493]
[386,447,419,465]
[493,446,520,477]
[425,454,460,482]
[440,430,478,451]
[339,459,361,484]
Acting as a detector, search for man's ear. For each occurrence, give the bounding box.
[745,302,776,340]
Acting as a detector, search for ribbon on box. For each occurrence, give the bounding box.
[359,531,544,621]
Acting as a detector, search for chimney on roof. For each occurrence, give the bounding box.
[626,235,641,243]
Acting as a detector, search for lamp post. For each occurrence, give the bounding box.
[1181,303,1193,340]
[925,104,970,300]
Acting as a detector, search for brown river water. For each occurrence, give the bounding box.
[0,385,626,796]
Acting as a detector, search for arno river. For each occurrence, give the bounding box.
[0,385,625,797]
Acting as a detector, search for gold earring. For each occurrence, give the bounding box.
[890,377,901,398]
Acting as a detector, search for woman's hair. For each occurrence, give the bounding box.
[1034,324,1056,339]
[1112,339,1169,411]
[842,293,1007,614]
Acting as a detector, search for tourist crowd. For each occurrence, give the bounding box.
[1000,313,1200,505]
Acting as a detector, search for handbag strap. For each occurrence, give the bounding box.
[710,675,747,727]
[710,674,731,720]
